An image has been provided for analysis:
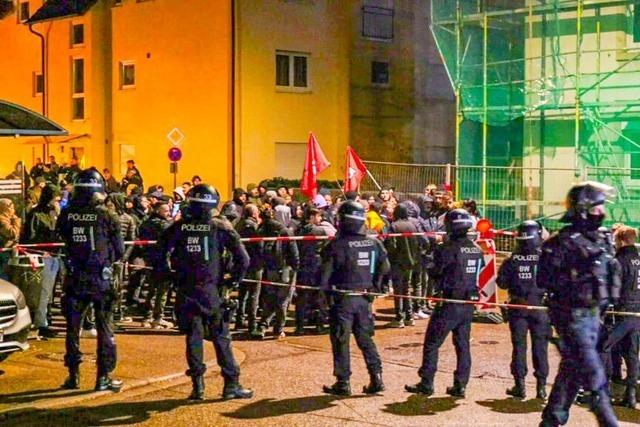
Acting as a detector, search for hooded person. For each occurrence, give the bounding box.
[0,199,21,280]
[274,204,292,229]
[246,183,262,207]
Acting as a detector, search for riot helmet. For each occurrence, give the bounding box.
[516,220,542,251]
[187,184,220,220]
[445,208,473,236]
[561,181,615,230]
[72,168,106,205]
[337,200,366,235]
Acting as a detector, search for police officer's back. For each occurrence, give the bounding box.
[406,209,483,398]
[496,220,550,400]
[538,182,619,427]
[56,168,124,392]
[160,184,253,401]
[320,200,390,396]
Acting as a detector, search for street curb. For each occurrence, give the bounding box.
[0,348,246,416]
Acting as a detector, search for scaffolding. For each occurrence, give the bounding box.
[430,0,640,227]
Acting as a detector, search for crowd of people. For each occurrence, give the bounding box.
[0,161,637,426]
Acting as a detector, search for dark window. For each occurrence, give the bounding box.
[293,56,307,87]
[371,61,390,84]
[362,6,394,40]
[72,58,84,94]
[34,73,44,95]
[634,4,640,43]
[72,98,85,120]
[19,2,29,22]
[276,54,290,86]
[72,24,84,46]
[120,62,136,88]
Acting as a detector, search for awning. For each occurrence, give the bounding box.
[26,0,98,24]
[0,100,68,137]
[20,133,89,145]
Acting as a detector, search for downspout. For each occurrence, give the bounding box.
[230,0,237,193]
[28,23,48,158]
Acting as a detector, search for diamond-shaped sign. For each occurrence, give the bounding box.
[167,127,185,146]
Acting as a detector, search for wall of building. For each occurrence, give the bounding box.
[235,0,350,188]
[111,0,233,195]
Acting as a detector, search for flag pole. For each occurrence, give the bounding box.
[366,169,382,191]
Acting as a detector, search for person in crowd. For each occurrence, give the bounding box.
[46,156,61,184]
[320,200,389,396]
[105,193,137,324]
[125,195,150,310]
[26,176,46,211]
[254,206,299,339]
[181,181,193,197]
[276,186,288,198]
[126,160,143,185]
[192,175,202,186]
[424,183,438,197]
[30,158,46,181]
[599,225,640,409]
[294,206,328,335]
[103,169,120,194]
[138,202,174,329]
[6,161,31,196]
[22,184,62,338]
[496,220,549,400]
[385,203,419,328]
[63,157,82,185]
[121,169,143,195]
[404,200,431,321]
[0,199,21,280]
[246,183,262,207]
[235,204,263,335]
[257,183,268,197]
[462,199,481,229]
[365,201,388,234]
[406,209,483,398]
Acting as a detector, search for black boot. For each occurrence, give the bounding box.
[536,379,547,400]
[615,386,637,409]
[446,381,466,398]
[188,375,205,400]
[95,375,123,392]
[506,378,526,399]
[62,367,80,390]
[322,379,351,396]
[363,373,385,394]
[294,321,305,335]
[223,379,254,400]
[404,380,434,396]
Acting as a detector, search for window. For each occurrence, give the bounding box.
[72,58,85,120]
[634,4,640,43]
[33,72,44,96]
[18,1,29,22]
[120,61,136,89]
[275,51,309,90]
[371,61,389,85]
[71,23,84,46]
[113,0,123,5]
[362,6,394,40]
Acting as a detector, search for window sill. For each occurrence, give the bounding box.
[71,43,85,49]
[276,86,312,94]
[362,36,394,43]
[120,85,136,90]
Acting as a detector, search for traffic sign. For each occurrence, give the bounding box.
[168,147,182,162]
[167,127,185,146]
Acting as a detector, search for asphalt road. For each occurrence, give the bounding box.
[1,303,639,427]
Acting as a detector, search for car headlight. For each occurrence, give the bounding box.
[15,290,27,310]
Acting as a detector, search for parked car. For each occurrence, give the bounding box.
[0,278,31,362]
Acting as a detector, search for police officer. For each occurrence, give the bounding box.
[405,209,483,398]
[160,184,253,401]
[496,220,550,400]
[56,168,124,391]
[600,225,640,409]
[320,200,390,396]
[538,182,620,427]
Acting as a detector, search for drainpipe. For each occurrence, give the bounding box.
[231,0,237,193]
[28,23,48,158]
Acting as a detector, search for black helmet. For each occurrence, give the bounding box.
[561,181,614,228]
[445,208,473,235]
[337,200,366,235]
[187,184,220,220]
[72,168,105,204]
[516,220,542,250]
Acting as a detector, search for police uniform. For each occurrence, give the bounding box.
[600,241,640,408]
[56,168,124,391]
[160,184,253,401]
[321,200,390,396]
[496,221,550,399]
[406,209,483,398]
[538,182,619,427]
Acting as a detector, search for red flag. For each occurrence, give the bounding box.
[343,146,367,192]
[300,133,330,199]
